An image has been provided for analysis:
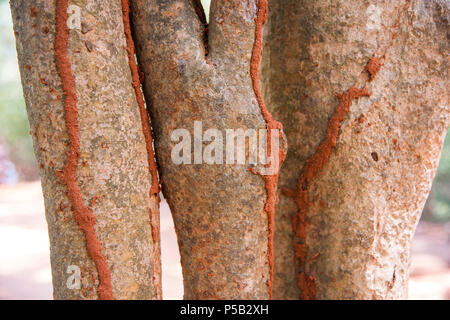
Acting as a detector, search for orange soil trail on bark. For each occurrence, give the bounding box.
[291,0,411,300]
[55,0,114,300]
[121,0,162,298]
[293,87,370,300]
[250,0,286,299]
[121,0,160,243]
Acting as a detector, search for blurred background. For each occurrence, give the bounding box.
[0,0,449,299]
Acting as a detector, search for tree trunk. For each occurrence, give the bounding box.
[263,0,449,299]
[11,0,161,299]
[10,0,448,300]
[130,0,286,299]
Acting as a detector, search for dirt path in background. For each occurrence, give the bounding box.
[0,182,449,299]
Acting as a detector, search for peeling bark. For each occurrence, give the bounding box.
[11,0,161,299]
[263,0,449,299]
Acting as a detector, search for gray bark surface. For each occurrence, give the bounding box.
[11,0,161,299]
[263,0,449,299]
[130,0,284,299]
[10,0,448,300]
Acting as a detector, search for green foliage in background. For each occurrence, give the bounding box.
[0,0,36,179]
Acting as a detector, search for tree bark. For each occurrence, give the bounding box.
[130,0,286,299]
[11,0,161,299]
[11,0,448,301]
[263,0,449,299]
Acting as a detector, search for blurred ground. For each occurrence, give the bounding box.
[408,222,450,299]
[0,181,183,300]
[0,181,449,300]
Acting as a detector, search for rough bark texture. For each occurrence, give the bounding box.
[130,0,286,299]
[11,0,448,301]
[262,0,449,299]
[11,0,161,299]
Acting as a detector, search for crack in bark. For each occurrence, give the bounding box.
[192,0,209,57]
